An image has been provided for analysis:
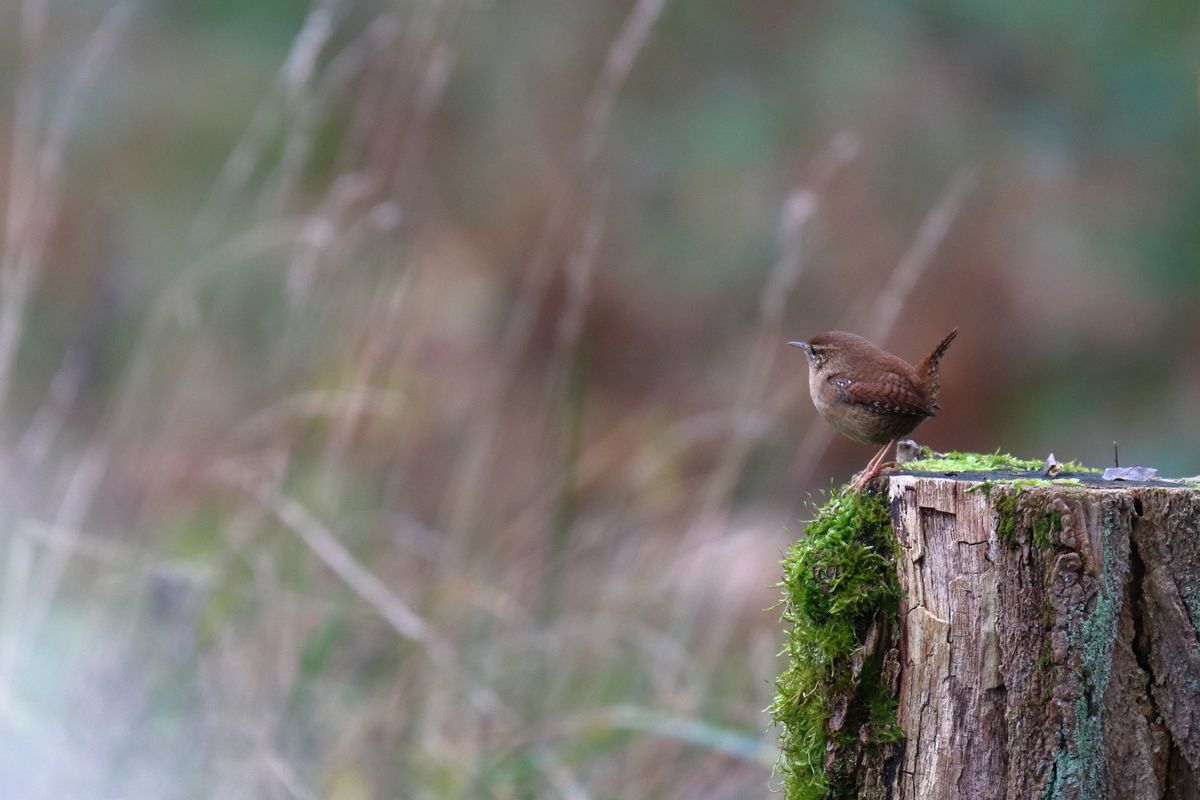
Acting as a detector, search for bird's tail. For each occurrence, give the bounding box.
[916,327,958,403]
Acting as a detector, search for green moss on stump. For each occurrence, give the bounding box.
[903,448,1099,476]
[771,453,1103,796]
[1032,511,1064,550]
[995,491,1020,549]
[993,484,1069,551]
[771,489,900,800]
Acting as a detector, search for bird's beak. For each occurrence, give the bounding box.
[787,341,808,351]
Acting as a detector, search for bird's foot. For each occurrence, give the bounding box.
[845,440,899,493]
[846,467,881,493]
[846,461,901,493]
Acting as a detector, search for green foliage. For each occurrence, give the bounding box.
[904,449,1099,475]
[771,489,900,799]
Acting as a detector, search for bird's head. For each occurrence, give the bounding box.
[788,333,836,371]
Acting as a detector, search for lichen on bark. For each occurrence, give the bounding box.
[1047,505,1123,798]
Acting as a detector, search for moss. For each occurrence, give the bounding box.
[1035,640,1054,678]
[994,483,1073,552]
[1032,511,1064,550]
[903,449,1100,475]
[965,481,994,496]
[995,490,1020,549]
[1009,477,1083,491]
[771,489,900,800]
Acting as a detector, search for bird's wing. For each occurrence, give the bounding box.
[828,372,934,417]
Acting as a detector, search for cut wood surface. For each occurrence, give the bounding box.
[888,474,1200,800]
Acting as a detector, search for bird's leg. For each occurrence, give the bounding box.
[848,440,896,492]
[866,441,893,473]
[871,441,901,474]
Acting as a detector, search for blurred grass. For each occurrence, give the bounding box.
[0,0,1197,798]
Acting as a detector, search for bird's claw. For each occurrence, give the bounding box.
[845,462,897,493]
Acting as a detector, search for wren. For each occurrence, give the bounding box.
[789,328,958,490]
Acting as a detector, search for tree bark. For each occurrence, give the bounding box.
[887,475,1200,799]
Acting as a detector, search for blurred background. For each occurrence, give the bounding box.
[0,0,1197,797]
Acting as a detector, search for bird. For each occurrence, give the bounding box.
[788,328,958,491]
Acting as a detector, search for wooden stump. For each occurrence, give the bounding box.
[888,475,1200,799]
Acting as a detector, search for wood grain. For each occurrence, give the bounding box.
[883,476,1200,800]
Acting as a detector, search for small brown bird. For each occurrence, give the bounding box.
[789,328,958,490]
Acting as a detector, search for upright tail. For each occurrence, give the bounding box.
[916,327,958,404]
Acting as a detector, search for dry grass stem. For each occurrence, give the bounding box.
[196,0,345,234]
[444,0,669,543]
[861,168,977,343]
[107,219,325,440]
[580,0,669,168]
[0,1,132,421]
[15,445,106,648]
[231,472,436,645]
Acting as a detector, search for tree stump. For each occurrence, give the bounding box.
[773,466,1200,799]
[889,474,1200,799]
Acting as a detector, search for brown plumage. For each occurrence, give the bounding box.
[788,328,958,489]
